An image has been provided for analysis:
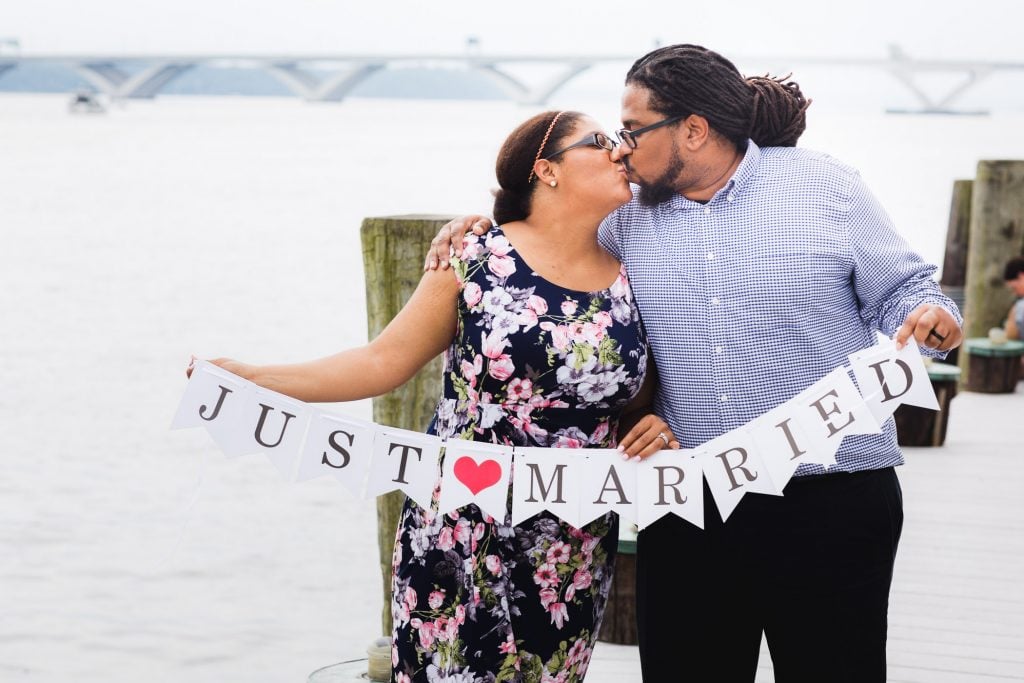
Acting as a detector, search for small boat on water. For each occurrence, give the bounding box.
[68,90,106,114]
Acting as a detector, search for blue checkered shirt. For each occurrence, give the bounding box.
[599,141,962,475]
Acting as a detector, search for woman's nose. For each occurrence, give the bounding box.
[610,144,630,162]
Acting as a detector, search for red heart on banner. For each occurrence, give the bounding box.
[453,456,502,495]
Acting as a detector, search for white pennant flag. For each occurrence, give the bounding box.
[366,427,442,510]
[437,440,513,522]
[171,362,254,456]
[579,450,637,527]
[702,430,774,522]
[511,447,582,527]
[849,334,939,422]
[296,411,376,496]
[791,368,881,467]
[635,449,704,530]
[748,403,816,493]
[239,388,311,479]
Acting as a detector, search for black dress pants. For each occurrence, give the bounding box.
[635,467,903,683]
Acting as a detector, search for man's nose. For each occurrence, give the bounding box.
[610,144,630,162]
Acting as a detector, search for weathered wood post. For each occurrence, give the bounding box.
[361,214,454,637]
[940,180,972,367]
[961,161,1024,381]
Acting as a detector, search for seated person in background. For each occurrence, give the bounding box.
[1004,257,1024,340]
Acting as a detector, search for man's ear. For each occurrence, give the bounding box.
[682,114,710,151]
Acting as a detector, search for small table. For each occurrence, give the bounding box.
[963,338,1024,393]
[598,524,639,645]
[893,362,960,447]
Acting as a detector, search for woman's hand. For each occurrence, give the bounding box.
[424,215,493,271]
[185,355,253,380]
[618,413,680,461]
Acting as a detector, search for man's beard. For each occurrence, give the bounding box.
[629,145,685,207]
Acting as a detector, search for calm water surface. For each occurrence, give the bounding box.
[2,93,1022,681]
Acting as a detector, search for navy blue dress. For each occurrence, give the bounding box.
[390,226,648,683]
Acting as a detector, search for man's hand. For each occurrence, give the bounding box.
[894,304,963,352]
[424,215,493,271]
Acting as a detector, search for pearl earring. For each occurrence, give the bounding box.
[549,180,557,188]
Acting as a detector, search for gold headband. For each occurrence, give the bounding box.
[527,111,566,183]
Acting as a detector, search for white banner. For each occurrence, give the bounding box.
[175,336,937,530]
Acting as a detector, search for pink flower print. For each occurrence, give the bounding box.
[566,639,588,667]
[392,643,400,668]
[565,583,576,602]
[481,330,509,359]
[533,562,558,588]
[610,271,629,298]
[473,522,486,541]
[460,360,478,387]
[394,602,410,628]
[548,602,569,629]
[567,322,587,343]
[506,378,533,402]
[489,254,517,278]
[485,554,503,576]
[561,300,578,316]
[454,519,472,548]
[573,568,593,590]
[454,604,467,626]
[549,324,572,352]
[542,670,568,683]
[538,587,558,609]
[582,321,604,345]
[555,435,582,449]
[591,420,609,445]
[485,233,512,256]
[462,241,482,260]
[436,526,455,551]
[395,672,411,683]
[499,634,517,654]
[462,281,483,307]
[488,354,514,381]
[403,586,418,613]
[428,590,445,610]
[528,294,548,315]
[546,541,571,565]
[593,310,613,328]
[517,307,538,331]
[417,620,437,649]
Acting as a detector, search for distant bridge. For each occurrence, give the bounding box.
[1,47,1022,113]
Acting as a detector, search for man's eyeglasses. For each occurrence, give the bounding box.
[615,115,685,150]
[543,132,617,160]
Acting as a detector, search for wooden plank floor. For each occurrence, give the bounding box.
[588,384,1024,682]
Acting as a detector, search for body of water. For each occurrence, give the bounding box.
[2,92,1022,681]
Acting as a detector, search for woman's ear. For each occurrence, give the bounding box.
[533,159,558,187]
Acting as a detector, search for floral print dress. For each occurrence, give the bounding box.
[391,226,649,683]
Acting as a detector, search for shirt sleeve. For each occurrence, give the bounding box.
[598,208,622,260]
[1014,300,1024,336]
[845,174,963,357]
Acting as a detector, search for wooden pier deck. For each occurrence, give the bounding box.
[588,384,1024,682]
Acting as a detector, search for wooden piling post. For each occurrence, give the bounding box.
[940,180,972,366]
[361,214,454,637]
[961,162,1024,378]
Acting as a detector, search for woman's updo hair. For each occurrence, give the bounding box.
[492,110,584,225]
[625,44,811,149]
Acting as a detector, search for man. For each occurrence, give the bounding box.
[1004,256,1024,340]
[428,44,963,682]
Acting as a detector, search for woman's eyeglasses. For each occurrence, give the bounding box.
[543,132,617,160]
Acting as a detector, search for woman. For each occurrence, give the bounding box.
[190,110,677,682]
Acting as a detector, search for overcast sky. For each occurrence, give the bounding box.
[2,0,1022,62]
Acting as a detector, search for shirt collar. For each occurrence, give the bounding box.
[664,139,762,211]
